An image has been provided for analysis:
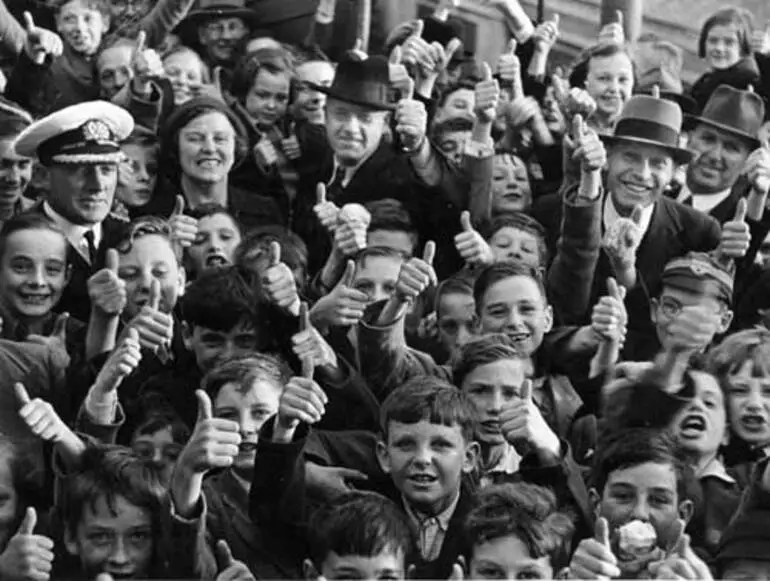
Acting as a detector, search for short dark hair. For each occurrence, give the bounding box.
[697,7,753,59]
[181,265,256,332]
[453,333,526,389]
[569,43,636,89]
[473,262,546,313]
[0,213,69,264]
[464,482,575,569]
[187,202,241,227]
[235,225,308,280]
[379,376,479,442]
[201,353,291,401]
[132,412,190,446]
[480,212,549,267]
[435,274,475,312]
[115,216,175,259]
[230,46,295,104]
[308,491,414,567]
[366,199,417,242]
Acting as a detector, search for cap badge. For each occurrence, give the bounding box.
[82,119,112,142]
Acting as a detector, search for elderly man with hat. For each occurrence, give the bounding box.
[12,100,133,322]
[540,93,751,360]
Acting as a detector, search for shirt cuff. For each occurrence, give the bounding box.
[85,389,118,424]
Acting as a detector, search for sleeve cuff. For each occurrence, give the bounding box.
[464,140,494,159]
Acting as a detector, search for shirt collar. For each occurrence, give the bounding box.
[603,194,655,237]
[697,456,736,485]
[43,202,102,253]
[403,490,460,532]
[487,443,521,475]
[331,155,370,188]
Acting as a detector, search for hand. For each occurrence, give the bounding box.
[88,249,127,316]
[504,95,541,128]
[429,37,463,75]
[416,311,438,340]
[395,83,428,152]
[751,21,770,56]
[603,205,643,270]
[500,380,560,459]
[305,463,369,499]
[314,183,340,233]
[292,303,339,371]
[130,31,163,90]
[168,196,199,252]
[280,123,301,160]
[454,211,494,265]
[334,204,370,256]
[389,46,414,98]
[310,261,369,328]
[744,145,770,194]
[718,198,751,260]
[25,312,68,353]
[215,540,255,581]
[395,241,437,302]
[598,10,625,45]
[569,517,621,580]
[276,372,328,432]
[533,14,559,52]
[649,528,713,581]
[665,305,721,353]
[562,88,598,126]
[16,383,68,444]
[497,40,523,99]
[192,66,224,101]
[178,391,241,475]
[0,507,54,581]
[261,241,301,314]
[401,20,437,78]
[591,278,627,342]
[572,114,607,173]
[474,63,500,124]
[124,279,174,352]
[93,328,142,394]
[22,11,62,65]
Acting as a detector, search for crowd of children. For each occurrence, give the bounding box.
[0,0,769,578]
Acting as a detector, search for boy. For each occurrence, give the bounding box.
[432,117,474,166]
[462,482,574,579]
[115,128,159,217]
[365,198,419,258]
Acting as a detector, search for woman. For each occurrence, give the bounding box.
[158,96,283,232]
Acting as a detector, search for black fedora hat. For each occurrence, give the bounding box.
[685,84,765,148]
[311,53,395,111]
[601,95,693,166]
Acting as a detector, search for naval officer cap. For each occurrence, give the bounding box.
[12,101,134,165]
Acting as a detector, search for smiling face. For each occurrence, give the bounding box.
[163,50,205,106]
[245,68,291,130]
[606,142,674,215]
[97,43,133,100]
[184,319,262,373]
[117,142,158,208]
[377,419,477,515]
[187,212,241,275]
[178,111,236,185]
[198,17,248,64]
[48,163,118,226]
[0,228,69,322]
[325,99,389,167]
[705,24,742,70]
[56,0,109,56]
[687,124,752,195]
[0,137,32,208]
[436,130,471,166]
[295,61,335,125]
[312,550,405,581]
[488,226,541,268]
[491,155,532,214]
[470,533,554,580]
[673,371,727,458]
[724,359,770,448]
[585,52,634,121]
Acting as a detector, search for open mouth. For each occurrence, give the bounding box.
[408,474,438,485]
[507,332,531,344]
[740,414,768,432]
[196,159,221,170]
[621,181,651,195]
[679,414,707,438]
[205,254,229,267]
[18,292,51,305]
[481,420,501,432]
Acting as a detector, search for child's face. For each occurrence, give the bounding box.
[470,534,554,580]
[66,494,154,579]
[132,426,183,488]
[308,550,405,581]
[56,0,109,56]
[184,319,262,373]
[705,24,742,70]
[461,359,526,445]
[187,213,242,275]
[585,53,634,120]
[651,286,726,351]
[491,155,532,214]
[352,255,402,304]
[214,379,281,472]
[488,226,541,268]
[164,51,204,106]
[97,43,133,99]
[542,86,567,135]
[722,558,770,581]
[479,275,552,356]
[117,142,158,208]
[0,456,19,551]
[0,228,68,320]
[245,69,291,129]
[437,88,475,123]
[437,130,471,166]
[294,61,335,125]
[725,359,770,448]
[377,419,477,515]
[0,137,33,207]
[118,234,182,319]
[367,229,415,258]
[437,292,477,360]
[673,371,727,458]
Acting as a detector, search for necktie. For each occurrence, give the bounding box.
[83,230,97,264]
[326,166,346,202]
[419,517,441,561]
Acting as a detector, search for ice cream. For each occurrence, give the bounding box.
[618,520,657,558]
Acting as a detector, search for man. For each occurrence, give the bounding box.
[540,94,748,360]
[12,100,133,322]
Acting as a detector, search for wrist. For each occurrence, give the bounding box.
[403,135,428,156]
[535,432,561,462]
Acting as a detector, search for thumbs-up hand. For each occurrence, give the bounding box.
[313,183,341,233]
[395,241,437,303]
[177,390,241,475]
[124,279,174,353]
[169,195,199,251]
[16,382,69,444]
[752,21,770,56]
[533,14,560,52]
[310,260,369,328]
[401,20,435,77]
[474,62,500,124]
[93,328,142,396]
[569,517,622,580]
[280,123,302,160]
[563,87,598,126]
[591,278,628,342]
[261,241,301,315]
[275,369,328,439]
[603,205,643,271]
[395,82,429,153]
[744,143,770,194]
[572,114,607,173]
[718,198,751,260]
[598,10,625,45]
[292,302,339,372]
[130,31,163,93]
[88,248,127,316]
[389,46,413,98]
[454,210,494,265]
[194,66,225,101]
[500,380,561,460]
[22,11,63,65]
[0,507,55,581]
[497,40,521,92]
[214,540,256,581]
[334,203,370,256]
[431,37,463,75]
[25,312,71,367]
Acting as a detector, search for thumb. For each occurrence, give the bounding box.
[403,76,414,100]
[666,518,687,556]
[316,182,327,205]
[299,301,311,332]
[105,248,119,273]
[412,19,424,39]
[52,312,69,341]
[127,327,139,343]
[212,66,223,92]
[390,45,402,65]
[507,39,517,54]
[172,195,185,217]
[606,277,623,300]
[572,114,585,138]
[353,38,365,54]
[520,379,532,401]
[480,61,493,82]
[133,30,146,56]
[340,260,357,287]
[23,11,36,32]
[616,9,624,25]
[336,467,370,482]
[631,205,644,225]
[302,355,315,380]
[447,562,465,581]
[595,516,611,547]
[196,389,213,422]
[18,507,37,535]
[14,382,31,406]
[552,13,560,28]
[95,575,115,581]
[460,210,473,232]
[422,240,436,265]
[444,37,462,63]
[215,539,235,571]
[148,278,161,310]
[269,240,281,267]
[734,197,748,223]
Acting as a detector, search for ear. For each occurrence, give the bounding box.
[197,25,208,45]
[543,304,554,334]
[376,439,391,475]
[717,309,733,335]
[462,440,480,474]
[176,265,187,298]
[303,558,320,581]
[649,298,659,324]
[589,487,601,519]
[64,264,73,287]
[63,526,78,556]
[677,499,694,524]
[181,321,193,351]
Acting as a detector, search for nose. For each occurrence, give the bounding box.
[746,389,764,410]
[29,265,46,287]
[505,309,524,329]
[488,390,504,416]
[630,500,651,521]
[108,537,130,566]
[371,285,391,304]
[456,325,472,348]
[240,410,258,434]
[152,448,163,464]
[344,115,363,135]
[220,340,237,361]
[635,159,653,181]
[7,164,22,183]
[412,443,432,466]
[201,135,217,152]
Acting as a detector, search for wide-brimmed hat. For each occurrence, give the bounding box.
[311,53,395,111]
[637,66,698,116]
[13,101,134,165]
[601,95,693,165]
[180,0,258,28]
[685,84,765,147]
